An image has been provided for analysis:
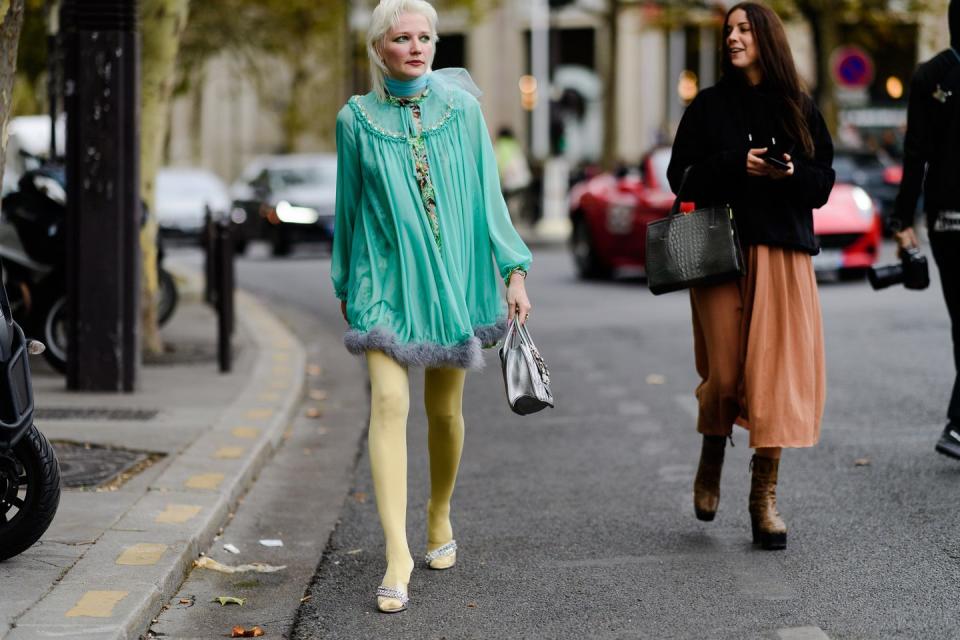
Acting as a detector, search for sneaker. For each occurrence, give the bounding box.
[935,423,960,460]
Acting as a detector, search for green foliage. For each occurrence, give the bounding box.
[11,0,44,115]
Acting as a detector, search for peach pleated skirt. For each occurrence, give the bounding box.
[690,245,825,449]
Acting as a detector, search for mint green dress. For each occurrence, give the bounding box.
[332,78,532,370]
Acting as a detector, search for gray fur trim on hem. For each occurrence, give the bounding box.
[474,318,507,348]
[345,327,486,370]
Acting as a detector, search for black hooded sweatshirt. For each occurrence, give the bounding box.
[667,74,835,255]
[892,0,960,231]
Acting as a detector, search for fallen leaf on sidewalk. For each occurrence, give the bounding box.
[300,595,313,603]
[352,491,367,503]
[307,364,322,376]
[466,602,477,608]
[854,457,871,467]
[231,625,264,637]
[309,390,327,401]
[259,539,284,548]
[178,598,193,606]
[223,544,240,554]
[305,408,322,419]
[345,548,363,555]
[645,374,666,385]
[213,596,245,606]
[195,557,287,574]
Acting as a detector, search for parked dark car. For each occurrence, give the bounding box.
[228,154,337,256]
[832,149,902,234]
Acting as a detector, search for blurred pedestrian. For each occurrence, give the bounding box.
[892,0,960,460]
[494,126,532,221]
[667,2,835,550]
[331,0,533,613]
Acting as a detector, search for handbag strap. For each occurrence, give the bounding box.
[670,166,695,217]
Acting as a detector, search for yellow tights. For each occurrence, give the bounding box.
[366,350,466,591]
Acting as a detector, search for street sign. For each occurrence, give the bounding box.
[831,46,875,89]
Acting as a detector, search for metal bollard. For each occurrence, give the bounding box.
[204,211,216,307]
[215,220,235,373]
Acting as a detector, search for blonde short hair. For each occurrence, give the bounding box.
[367,0,439,101]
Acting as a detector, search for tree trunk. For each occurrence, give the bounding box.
[139,0,189,356]
[0,0,25,187]
[600,0,620,170]
[814,9,838,135]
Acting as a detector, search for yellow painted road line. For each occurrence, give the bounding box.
[231,427,261,439]
[116,543,167,565]
[66,591,129,618]
[155,504,202,524]
[185,473,224,490]
[245,408,274,420]
[214,446,245,459]
[273,352,290,362]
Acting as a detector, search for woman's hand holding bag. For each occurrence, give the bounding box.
[499,318,554,415]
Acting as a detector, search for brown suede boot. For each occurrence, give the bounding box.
[749,454,787,550]
[693,435,727,521]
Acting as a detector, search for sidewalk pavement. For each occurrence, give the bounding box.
[0,267,306,640]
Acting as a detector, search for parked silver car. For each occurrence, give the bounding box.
[155,168,231,238]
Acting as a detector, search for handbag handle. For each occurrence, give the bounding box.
[669,166,695,217]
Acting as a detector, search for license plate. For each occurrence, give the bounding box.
[812,248,843,271]
[606,205,634,235]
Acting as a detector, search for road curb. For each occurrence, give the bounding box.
[5,279,306,640]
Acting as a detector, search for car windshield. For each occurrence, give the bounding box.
[833,152,884,184]
[268,165,334,189]
[157,172,222,198]
[648,149,671,191]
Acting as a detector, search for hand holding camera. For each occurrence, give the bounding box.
[868,239,930,291]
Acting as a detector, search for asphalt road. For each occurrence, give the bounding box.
[224,241,958,640]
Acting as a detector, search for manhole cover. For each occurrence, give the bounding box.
[36,408,158,421]
[51,441,163,489]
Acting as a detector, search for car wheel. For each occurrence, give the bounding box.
[571,217,611,280]
[271,228,291,257]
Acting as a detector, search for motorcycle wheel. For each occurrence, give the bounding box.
[158,268,178,327]
[40,295,67,375]
[0,425,61,561]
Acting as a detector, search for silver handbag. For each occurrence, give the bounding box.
[499,318,554,415]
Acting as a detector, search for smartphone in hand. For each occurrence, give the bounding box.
[761,154,791,172]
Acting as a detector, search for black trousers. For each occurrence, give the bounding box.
[931,231,960,424]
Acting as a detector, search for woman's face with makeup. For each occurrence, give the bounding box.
[380,12,434,81]
[726,9,760,76]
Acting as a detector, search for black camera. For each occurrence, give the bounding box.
[868,247,930,291]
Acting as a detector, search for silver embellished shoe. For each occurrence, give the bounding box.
[376,585,409,613]
[424,540,457,570]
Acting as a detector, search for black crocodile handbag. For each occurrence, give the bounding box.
[645,166,745,295]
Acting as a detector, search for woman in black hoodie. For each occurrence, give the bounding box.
[667,2,835,550]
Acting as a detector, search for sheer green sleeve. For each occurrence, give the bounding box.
[331,104,361,301]
[464,97,532,283]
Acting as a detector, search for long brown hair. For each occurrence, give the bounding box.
[721,2,814,156]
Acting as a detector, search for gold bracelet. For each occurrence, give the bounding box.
[505,267,527,286]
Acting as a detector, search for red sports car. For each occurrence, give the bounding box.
[569,146,881,280]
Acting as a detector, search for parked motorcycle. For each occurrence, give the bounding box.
[1,161,178,374]
[0,265,61,561]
